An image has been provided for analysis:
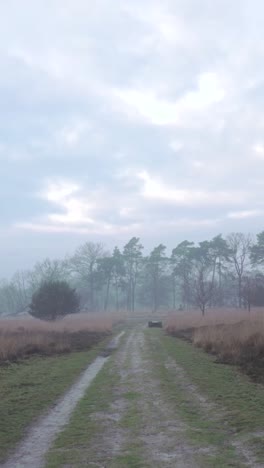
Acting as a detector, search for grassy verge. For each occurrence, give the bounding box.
[0,342,106,463]
[148,330,264,464]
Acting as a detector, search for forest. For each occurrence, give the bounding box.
[2,231,264,316]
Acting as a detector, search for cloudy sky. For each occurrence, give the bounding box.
[1,0,264,275]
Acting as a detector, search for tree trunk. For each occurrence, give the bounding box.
[172,275,176,310]
[131,281,135,313]
[238,276,242,308]
[115,280,119,311]
[89,267,94,311]
[104,277,111,311]
[126,280,131,312]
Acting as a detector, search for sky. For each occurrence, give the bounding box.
[1,0,264,276]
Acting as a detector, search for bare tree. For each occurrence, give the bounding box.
[12,270,31,312]
[227,233,252,308]
[70,242,107,311]
[189,242,215,314]
[193,263,214,315]
[27,258,69,296]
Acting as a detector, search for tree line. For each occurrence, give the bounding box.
[2,232,264,316]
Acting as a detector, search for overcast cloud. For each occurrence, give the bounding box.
[1,0,264,275]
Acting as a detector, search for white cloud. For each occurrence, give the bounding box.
[227,210,263,219]
[15,178,142,235]
[114,71,225,127]
[15,221,141,235]
[253,143,264,159]
[169,140,183,152]
[56,120,92,147]
[192,160,205,169]
[138,170,246,206]
[38,180,96,226]
[180,72,225,110]
[123,0,193,49]
[113,88,180,126]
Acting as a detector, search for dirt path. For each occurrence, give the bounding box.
[126,329,198,467]
[66,326,261,467]
[2,326,263,467]
[75,328,198,467]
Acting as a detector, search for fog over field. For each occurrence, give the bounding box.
[1,1,264,275]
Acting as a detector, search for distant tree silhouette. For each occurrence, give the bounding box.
[29,281,79,321]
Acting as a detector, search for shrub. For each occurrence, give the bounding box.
[29,281,79,321]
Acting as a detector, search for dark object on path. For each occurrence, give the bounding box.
[148,320,163,328]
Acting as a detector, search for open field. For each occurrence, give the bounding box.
[0,314,117,363]
[166,308,264,382]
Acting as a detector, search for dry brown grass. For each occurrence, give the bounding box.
[165,308,264,380]
[165,307,263,330]
[0,314,119,363]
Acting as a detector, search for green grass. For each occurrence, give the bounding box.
[46,342,147,468]
[160,332,264,434]
[123,391,141,401]
[46,360,130,467]
[146,330,264,465]
[0,343,106,463]
[115,408,147,468]
[46,357,118,467]
[112,451,148,468]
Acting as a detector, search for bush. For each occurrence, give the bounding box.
[29,281,79,321]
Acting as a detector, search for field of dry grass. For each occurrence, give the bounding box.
[166,308,264,381]
[0,314,119,363]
